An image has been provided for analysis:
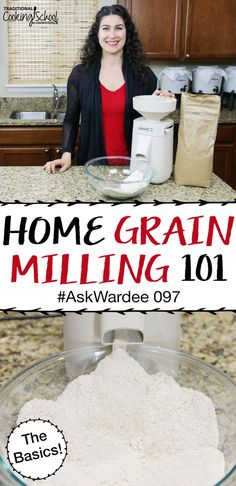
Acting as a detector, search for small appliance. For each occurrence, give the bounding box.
[157,66,192,94]
[64,312,182,351]
[192,66,227,94]
[130,95,177,184]
[222,66,236,110]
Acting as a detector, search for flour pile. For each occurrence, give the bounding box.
[18,349,225,486]
[102,170,147,197]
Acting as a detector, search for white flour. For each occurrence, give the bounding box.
[18,349,225,486]
[102,170,147,198]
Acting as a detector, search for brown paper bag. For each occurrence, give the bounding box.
[174,93,221,187]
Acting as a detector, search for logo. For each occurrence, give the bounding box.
[3,5,59,27]
[138,126,154,133]
[6,419,67,480]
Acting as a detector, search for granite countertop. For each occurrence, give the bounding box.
[0,96,236,126]
[0,311,235,386]
[0,118,64,127]
[0,166,235,202]
[0,97,66,127]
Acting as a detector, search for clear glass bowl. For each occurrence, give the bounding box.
[0,345,235,485]
[84,156,154,199]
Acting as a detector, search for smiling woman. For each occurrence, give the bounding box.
[43,5,174,174]
[98,16,127,59]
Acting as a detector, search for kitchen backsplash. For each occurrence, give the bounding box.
[1,61,236,98]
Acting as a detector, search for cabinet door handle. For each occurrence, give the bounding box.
[56,148,61,154]
[185,53,190,58]
[44,149,50,153]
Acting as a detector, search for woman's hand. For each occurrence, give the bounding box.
[42,153,71,174]
[152,89,175,98]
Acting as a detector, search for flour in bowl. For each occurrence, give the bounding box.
[102,170,147,198]
[18,349,225,486]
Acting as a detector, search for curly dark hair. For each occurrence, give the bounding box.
[80,4,148,83]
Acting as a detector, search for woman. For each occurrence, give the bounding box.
[43,4,174,174]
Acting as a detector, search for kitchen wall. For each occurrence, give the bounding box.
[0,0,235,97]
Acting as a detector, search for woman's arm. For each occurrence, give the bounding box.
[43,67,81,174]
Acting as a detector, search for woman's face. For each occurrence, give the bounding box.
[98,15,126,56]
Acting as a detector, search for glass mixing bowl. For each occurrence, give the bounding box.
[84,156,154,199]
[0,345,235,485]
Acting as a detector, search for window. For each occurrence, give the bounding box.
[7,0,97,85]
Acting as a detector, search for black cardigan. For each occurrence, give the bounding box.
[62,59,157,165]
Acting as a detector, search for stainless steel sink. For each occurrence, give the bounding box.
[9,111,66,121]
[10,111,51,120]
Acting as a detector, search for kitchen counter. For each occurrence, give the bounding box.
[0,108,236,126]
[0,166,235,202]
[0,97,65,127]
[0,311,235,385]
[0,96,236,126]
[0,118,63,127]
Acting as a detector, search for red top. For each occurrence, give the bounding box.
[100,82,129,163]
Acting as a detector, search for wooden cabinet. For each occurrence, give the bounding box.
[213,124,236,189]
[0,127,78,166]
[118,0,236,60]
[1,124,236,189]
[118,0,182,58]
[184,0,236,59]
[0,146,54,166]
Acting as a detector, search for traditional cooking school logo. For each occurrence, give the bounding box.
[3,5,59,26]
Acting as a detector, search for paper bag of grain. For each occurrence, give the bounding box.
[174,93,220,187]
